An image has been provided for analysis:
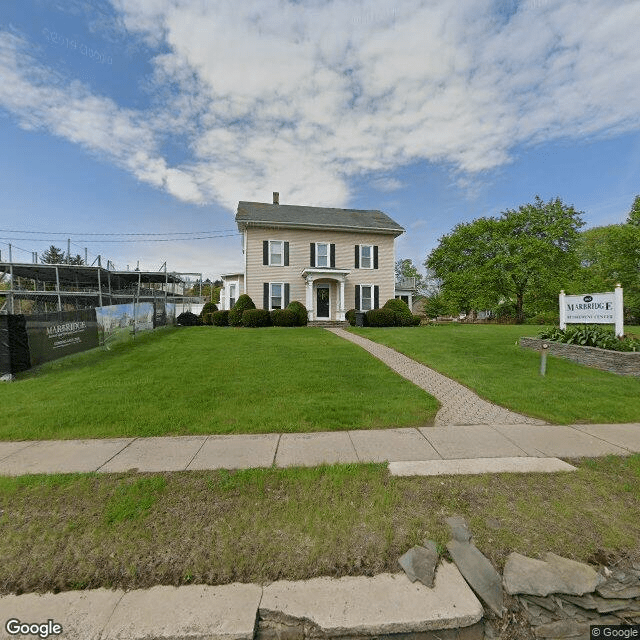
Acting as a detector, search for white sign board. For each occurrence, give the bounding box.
[559,286,624,337]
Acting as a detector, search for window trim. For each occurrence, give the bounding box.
[269,282,285,310]
[315,242,329,268]
[269,240,284,266]
[360,244,373,269]
[359,284,373,311]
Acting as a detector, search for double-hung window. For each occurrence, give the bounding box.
[270,241,283,266]
[355,284,378,311]
[355,244,377,269]
[229,284,236,308]
[361,285,372,311]
[263,240,289,266]
[316,243,328,267]
[271,283,282,309]
[360,245,372,269]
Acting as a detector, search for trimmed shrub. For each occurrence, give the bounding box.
[271,309,297,327]
[229,294,256,327]
[201,312,215,325]
[383,298,413,326]
[212,310,229,326]
[286,300,308,326]
[242,308,271,327]
[345,309,356,326]
[365,308,396,327]
[201,301,218,316]
[176,311,201,326]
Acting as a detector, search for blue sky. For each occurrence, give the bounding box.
[1,0,639,281]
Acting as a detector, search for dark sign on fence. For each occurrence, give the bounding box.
[25,309,99,367]
[0,315,30,376]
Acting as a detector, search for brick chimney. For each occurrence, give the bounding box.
[273,192,279,205]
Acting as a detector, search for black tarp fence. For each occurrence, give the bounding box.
[0,302,176,377]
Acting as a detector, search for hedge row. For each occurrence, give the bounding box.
[346,299,421,327]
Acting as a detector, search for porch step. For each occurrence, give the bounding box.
[308,320,350,328]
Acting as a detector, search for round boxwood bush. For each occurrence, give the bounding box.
[229,294,256,327]
[365,308,396,327]
[177,311,201,326]
[200,301,218,322]
[201,312,214,325]
[383,298,414,326]
[271,309,297,326]
[242,308,271,327]
[212,310,229,326]
[286,300,308,326]
[345,309,356,326]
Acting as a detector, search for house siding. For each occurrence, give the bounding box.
[244,227,396,317]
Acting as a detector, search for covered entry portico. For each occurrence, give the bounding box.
[302,268,350,321]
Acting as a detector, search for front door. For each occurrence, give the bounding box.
[316,285,330,319]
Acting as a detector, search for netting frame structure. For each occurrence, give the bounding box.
[0,261,203,315]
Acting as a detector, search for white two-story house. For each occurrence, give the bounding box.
[219,193,406,322]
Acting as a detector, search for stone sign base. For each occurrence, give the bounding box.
[520,337,640,377]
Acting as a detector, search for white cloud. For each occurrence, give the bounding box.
[1,0,639,213]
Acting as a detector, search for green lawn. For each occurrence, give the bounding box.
[350,324,640,424]
[1,456,638,594]
[1,327,438,441]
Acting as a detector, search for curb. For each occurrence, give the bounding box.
[0,565,483,640]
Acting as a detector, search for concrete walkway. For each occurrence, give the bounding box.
[1,423,639,477]
[328,328,548,426]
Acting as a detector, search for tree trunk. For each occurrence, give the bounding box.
[516,292,525,324]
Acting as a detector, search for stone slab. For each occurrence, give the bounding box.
[260,564,483,634]
[420,425,528,459]
[0,441,36,462]
[492,424,628,458]
[570,424,640,453]
[275,432,358,467]
[103,584,262,640]
[187,434,279,470]
[398,542,439,587]
[389,457,577,476]
[0,589,124,640]
[349,428,441,462]
[447,540,504,616]
[99,436,207,472]
[0,439,135,476]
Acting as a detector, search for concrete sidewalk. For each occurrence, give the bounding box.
[0,423,638,477]
[0,564,484,640]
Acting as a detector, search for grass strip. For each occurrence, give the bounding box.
[350,324,640,424]
[1,327,438,440]
[0,455,638,594]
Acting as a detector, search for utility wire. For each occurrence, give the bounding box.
[0,229,238,236]
[0,233,241,243]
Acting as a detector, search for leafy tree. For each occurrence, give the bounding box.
[627,195,640,226]
[425,196,585,323]
[577,222,640,322]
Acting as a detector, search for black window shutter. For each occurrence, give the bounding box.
[354,245,359,268]
[310,243,315,267]
[373,246,379,269]
[284,283,290,307]
[263,283,269,309]
[355,285,360,310]
[374,285,379,309]
[330,244,335,268]
[263,241,269,266]
[284,242,289,266]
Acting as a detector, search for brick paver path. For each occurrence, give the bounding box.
[328,328,547,427]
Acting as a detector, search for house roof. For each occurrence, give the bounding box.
[236,201,404,235]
